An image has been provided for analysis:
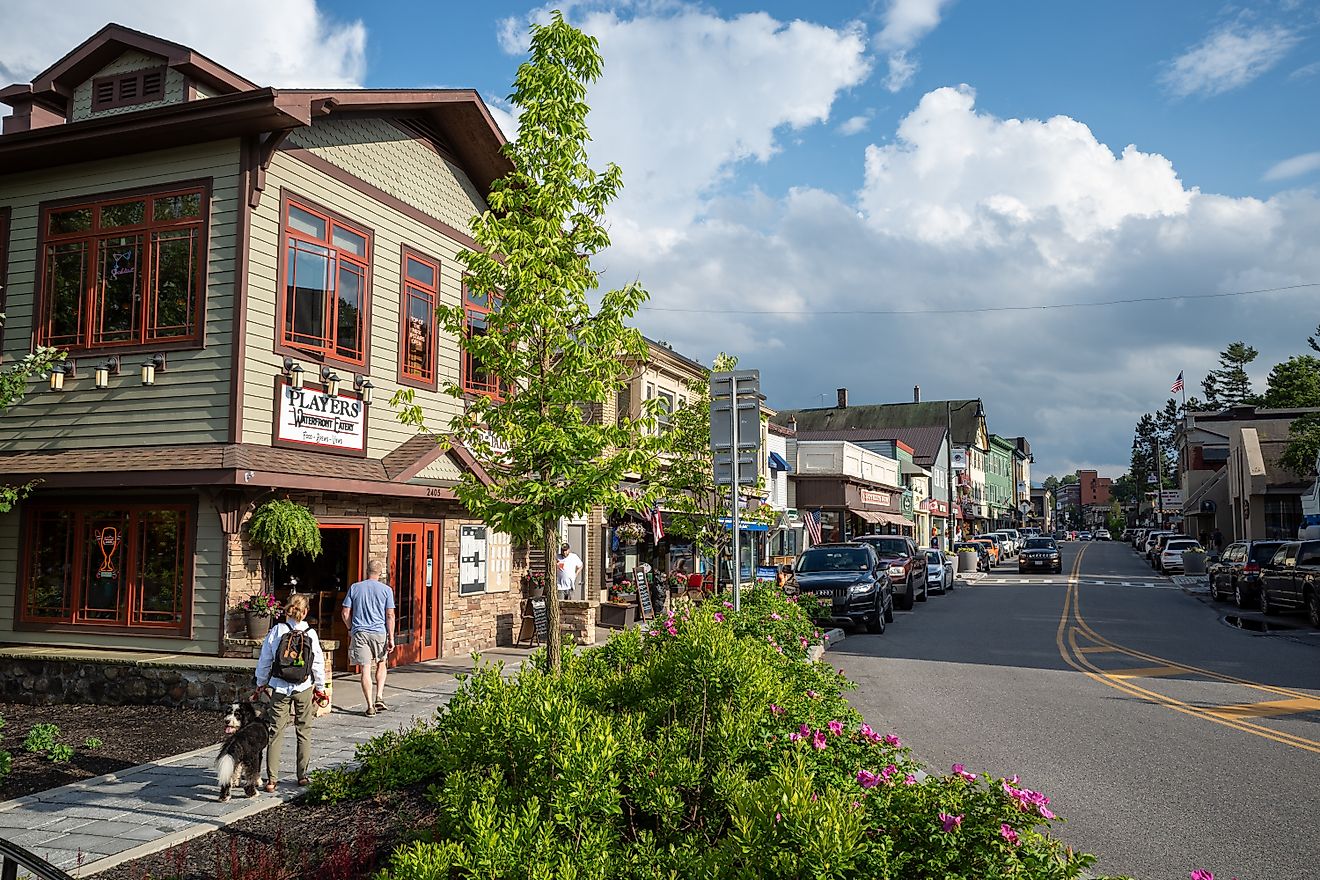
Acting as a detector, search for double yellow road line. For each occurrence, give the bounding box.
[1056,546,1320,754]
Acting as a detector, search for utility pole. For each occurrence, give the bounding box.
[1153,432,1165,529]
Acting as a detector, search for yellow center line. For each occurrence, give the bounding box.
[1106,665,1190,680]
[1056,546,1320,754]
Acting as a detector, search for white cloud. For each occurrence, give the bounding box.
[0,0,365,87]
[837,113,873,136]
[1161,24,1300,98]
[874,0,954,92]
[1264,151,1320,182]
[1290,60,1320,80]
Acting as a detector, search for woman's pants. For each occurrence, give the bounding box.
[266,687,314,781]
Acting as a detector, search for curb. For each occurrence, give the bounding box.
[823,628,846,649]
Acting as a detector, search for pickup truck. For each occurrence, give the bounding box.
[855,534,924,610]
[1259,540,1320,626]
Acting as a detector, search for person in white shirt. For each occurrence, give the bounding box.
[255,593,326,790]
[556,543,583,600]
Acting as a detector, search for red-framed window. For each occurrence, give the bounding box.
[37,185,207,351]
[399,249,439,387]
[461,281,503,399]
[19,501,193,635]
[280,197,371,366]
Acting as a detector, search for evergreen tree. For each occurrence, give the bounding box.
[1261,355,1320,408]
[1200,341,1259,409]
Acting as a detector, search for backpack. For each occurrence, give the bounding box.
[273,625,314,685]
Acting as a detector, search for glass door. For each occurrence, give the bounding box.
[389,522,442,666]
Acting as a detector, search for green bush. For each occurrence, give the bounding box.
[48,743,74,764]
[0,749,10,784]
[23,723,60,754]
[83,737,103,750]
[322,585,1119,879]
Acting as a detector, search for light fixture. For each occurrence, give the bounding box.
[140,353,166,386]
[48,362,75,392]
[94,356,120,390]
[321,366,341,397]
[282,356,305,391]
[354,375,374,406]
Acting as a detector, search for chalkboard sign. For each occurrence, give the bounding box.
[634,571,655,620]
[530,597,548,641]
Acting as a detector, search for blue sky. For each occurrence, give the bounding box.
[5,0,1320,478]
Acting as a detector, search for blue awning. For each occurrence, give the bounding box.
[719,518,770,532]
[768,451,792,472]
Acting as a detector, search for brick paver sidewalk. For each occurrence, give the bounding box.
[0,648,532,877]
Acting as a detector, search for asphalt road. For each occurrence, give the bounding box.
[835,540,1320,880]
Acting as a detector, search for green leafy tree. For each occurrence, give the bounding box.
[1261,355,1320,408]
[1041,475,1059,492]
[1200,341,1259,409]
[1279,414,1320,477]
[1059,473,1079,485]
[394,13,657,672]
[0,313,64,512]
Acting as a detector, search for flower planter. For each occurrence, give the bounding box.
[245,612,272,641]
[597,602,637,629]
[957,550,979,574]
[1182,551,1208,576]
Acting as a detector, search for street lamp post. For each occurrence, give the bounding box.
[946,399,984,545]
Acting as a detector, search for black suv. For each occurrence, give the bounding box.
[1018,537,1062,574]
[793,543,894,634]
[1208,540,1287,608]
[854,534,924,610]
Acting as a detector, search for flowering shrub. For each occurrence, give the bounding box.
[607,579,633,602]
[313,584,1129,879]
[233,592,279,616]
[616,521,646,543]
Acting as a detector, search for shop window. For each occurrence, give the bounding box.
[657,390,674,428]
[280,197,370,366]
[399,249,439,387]
[20,502,192,634]
[37,186,206,351]
[461,282,503,399]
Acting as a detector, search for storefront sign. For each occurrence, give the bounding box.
[928,499,949,516]
[859,489,891,508]
[275,379,366,454]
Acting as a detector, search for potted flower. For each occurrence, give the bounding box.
[600,579,637,629]
[523,572,548,598]
[246,499,322,584]
[1182,545,1209,576]
[235,592,280,640]
[616,522,645,546]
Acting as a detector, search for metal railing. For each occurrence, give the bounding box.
[0,836,74,880]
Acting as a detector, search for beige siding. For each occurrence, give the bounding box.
[69,50,186,122]
[243,146,480,457]
[411,452,463,483]
[0,140,241,450]
[287,118,489,233]
[0,498,224,655]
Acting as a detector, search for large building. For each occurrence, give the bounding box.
[1077,470,1113,507]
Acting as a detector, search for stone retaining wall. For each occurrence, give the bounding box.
[0,658,254,710]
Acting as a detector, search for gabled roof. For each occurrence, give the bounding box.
[776,400,983,449]
[793,425,948,467]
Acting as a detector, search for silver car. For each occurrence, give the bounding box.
[924,548,954,593]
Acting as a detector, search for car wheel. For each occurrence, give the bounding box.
[1209,579,1221,601]
[917,578,928,602]
[866,602,885,634]
[896,579,914,611]
[1259,587,1273,616]
[883,591,895,622]
[1234,581,1249,609]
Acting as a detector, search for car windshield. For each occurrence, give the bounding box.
[926,551,943,563]
[860,538,908,556]
[1249,542,1286,563]
[1025,538,1056,549]
[797,548,871,572]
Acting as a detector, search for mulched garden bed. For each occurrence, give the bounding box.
[0,702,218,801]
[95,787,434,880]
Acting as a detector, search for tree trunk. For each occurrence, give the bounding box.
[543,522,562,673]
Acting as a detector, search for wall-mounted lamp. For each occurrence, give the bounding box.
[48,362,75,392]
[94,356,121,390]
[141,353,166,386]
[282,356,305,391]
[321,366,341,397]
[354,375,374,406]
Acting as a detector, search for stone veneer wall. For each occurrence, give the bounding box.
[559,600,597,646]
[0,657,252,710]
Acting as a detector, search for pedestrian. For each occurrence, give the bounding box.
[1212,528,1224,552]
[255,593,327,791]
[556,542,583,601]
[341,559,395,717]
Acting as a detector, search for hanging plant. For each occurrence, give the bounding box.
[247,499,322,565]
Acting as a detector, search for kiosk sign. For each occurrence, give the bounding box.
[275,380,366,453]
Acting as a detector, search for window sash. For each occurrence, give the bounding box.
[281,200,370,365]
[460,283,505,398]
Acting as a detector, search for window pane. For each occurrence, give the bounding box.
[335,263,364,360]
[150,230,197,338]
[288,204,327,240]
[136,510,185,623]
[466,311,492,392]
[404,287,434,379]
[49,208,92,235]
[95,235,142,344]
[26,510,75,620]
[153,193,202,222]
[45,242,87,346]
[464,286,489,308]
[286,242,331,349]
[332,225,367,257]
[406,257,435,287]
[82,511,130,622]
[101,201,145,228]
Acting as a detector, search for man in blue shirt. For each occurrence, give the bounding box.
[341,559,396,716]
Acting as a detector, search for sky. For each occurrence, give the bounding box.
[3,0,1319,478]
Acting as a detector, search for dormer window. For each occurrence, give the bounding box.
[90,68,166,111]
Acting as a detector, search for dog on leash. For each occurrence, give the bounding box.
[216,698,269,801]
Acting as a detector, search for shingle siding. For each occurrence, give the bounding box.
[69,50,186,122]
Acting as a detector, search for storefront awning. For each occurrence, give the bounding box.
[853,510,910,528]
[768,451,792,472]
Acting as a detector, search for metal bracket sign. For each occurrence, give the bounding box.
[710,369,761,612]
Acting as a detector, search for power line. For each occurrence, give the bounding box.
[636,282,1320,316]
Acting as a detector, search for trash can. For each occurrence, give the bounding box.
[958,550,979,574]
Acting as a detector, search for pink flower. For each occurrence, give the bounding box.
[806,690,819,699]
[789,732,803,742]
[828,720,843,736]
[812,731,828,750]
[799,637,808,647]
[938,812,963,833]
[883,734,901,747]
[769,703,785,715]
[1000,824,1020,846]
[952,763,977,782]
[774,812,782,823]
[856,769,881,789]
[903,774,917,786]
[1039,806,1056,820]
[648,630,659,636]
[713,612,725,623]
[799,723,812,737]
[859,723,883,745]
[881,764,897,783]
[723,601,734,609]
[770,612,782,620]
[1190,873,1213,880]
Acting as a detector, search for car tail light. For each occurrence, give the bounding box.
[1243,563,1260,574]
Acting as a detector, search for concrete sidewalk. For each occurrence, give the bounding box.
[0,646,535,877]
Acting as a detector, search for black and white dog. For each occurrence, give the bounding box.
[216,699,269,801]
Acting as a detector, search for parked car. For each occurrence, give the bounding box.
[1121,529,1135,543]
[979,534,1006,565]
[1094,531,1111,541]
[955,541,990,572]
[970,538,1000,567]
[1142,530,1174,561]
[1158,538,1202,574]
[1259,541,1320,626]
[1208,540,1288,608]
[924,548,955,593]
[1001,529,1022,552]
[1019,537,1063,574]
[1021,528,1041,538]
[1149,533,1183,566]
[1131,529,1149,549]
[1078,532,1092,541]
[793,543,893,634]
[988,531,1013,555]
[855,535,925,610]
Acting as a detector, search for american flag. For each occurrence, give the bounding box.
[1171,371,1184,394]
[649,505,665,541]
[803,509,822,545]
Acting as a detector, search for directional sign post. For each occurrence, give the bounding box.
[711,370,761,612]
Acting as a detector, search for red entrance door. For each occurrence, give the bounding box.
[389,522,442,665]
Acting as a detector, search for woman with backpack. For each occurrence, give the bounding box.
[254,593,327,790]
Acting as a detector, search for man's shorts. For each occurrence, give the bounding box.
[350,631,388,665]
